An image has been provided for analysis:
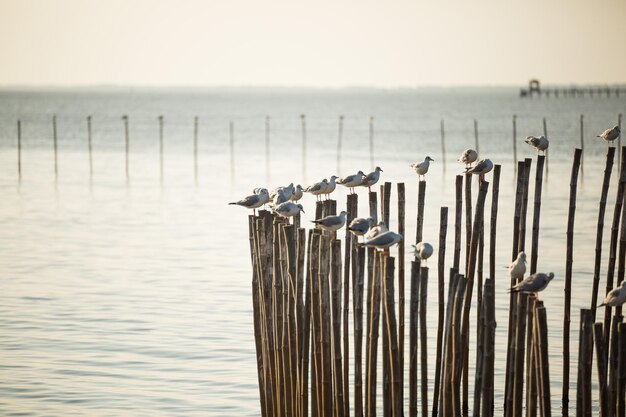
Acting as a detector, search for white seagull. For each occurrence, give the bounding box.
[290,184,304,202]
[410,156,434,181]
[361,167,383,192]
[273,201,305,218]
[465,158,494,182]
[361,230,403,251]
[597,125,620,146]
[525,135,549,154]
[312,211,347,238]
[458,149,478,168]
[337,171,365,194]
[508,251,527,280]
[510,272,555,294]
[348,217,375,237]
[320,175,338,200]
[364,221,388,240]
[598,281,626,307]
[305,179,329,201]
[229,189,270,215]
[412,242,434,263]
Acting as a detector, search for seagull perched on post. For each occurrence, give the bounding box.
[410,156,434,181]
[510,272,555,295]
[457,149,478,168]
[464,158,494,182]
[347,217,375,238]
[312,211,347,239]
[320,175,338,200]
[305,179,329,201]
[597,125,620,147]
[270,183,294,201]
[273,201,305,218]
[412,242,434,264]
[290,184,304,202]
[598,281,626,307]
[361,230,403,252]
[337,171,365,194]
[524,135,549,154]
[229,189,270,215]
[360,167,383,192]
[364,221,387,240]
[508,251,527,280]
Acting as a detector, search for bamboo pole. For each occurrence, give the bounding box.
[594,323,609,417]
[617,322,626,417]
[482,278,496,417]
[382,256,401,417]
[320,236,332,417]
[472,276,487,417]
[343,194,358,417]
[464,172,473,276]
[194,116,199,185]
[87,116,93,179]
[535,303,551,417]
[452,276,467,416]
[543,118,548,176]
[382,182,391,228]
[454,175,463,270]
[365,252,382,417]
[123,115,129,181]
[619,113,623,171]
[419,266,429,417]
[331,239,345,417]
[591,146,616,317]
[519,158,532,254]
[489,165,501,282]
[440,271,459,416]
[579,115,584,174]
[382,189,391,416]
[52,114,58,179]
[526,296,538,417]
[563,148,582,417]
[576,309,594,417]
[432,206,448,417]
[353,244,366,417]
[17,120,22,180]
[530,155,545,274]
[310,232,321,417]
[604,146,626,353]
[409,260,419,417]
[608,315,623,417]
[618,186,626,319]
[337,115,344,176]
[397,183,406,407]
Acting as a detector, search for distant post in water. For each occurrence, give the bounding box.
[580,115,584,174]
[53,114,58,179]
[17,120,22,180]
[194,116,199,185]
[122,115,129,180]
[474,119,479,154]
[543,117,549,176]
[230,121,235,182]
[336,115,344,176]
[87,115,93,178]
[440,119,446,170]
[265,116,270,183]
[618,113,622,170]
[158,115,164,184]
[369,116,374,168]
[301,114,307,182]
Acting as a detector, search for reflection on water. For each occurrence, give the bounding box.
[0,88,624,415]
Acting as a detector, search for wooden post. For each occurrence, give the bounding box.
[608,315,623,417]
[563,148,582,417]
[301,114,307,182]
[604,146,626,355]
[158,115,164,184]
[453,175,463,270]
[382,257,401,417]
[17,120,22,180]
[409,260,419,417]
[194,116,199,185]
[591,146,616,317]
[331,239,345,417]
[369,116,374,169]
[440,119,446,170]
[337,115,344,176]
[481,278,496,417]
[542,117,548,177]
[513,115,517,168]
[123,115,129,181]
[594,323,609,417]
[382,182,391,228]
[353,244,366,417]
[576,309,594,417]
[419,266,429,417]
[365,251,382,417]
[464,172,473,275]
[489,165,501,282]
[86,116,93,179]
[343,194,358,417]
[579,115,584,174]
[535,304,551,417]
[519,158,532,254]
[474,119,480,154]
[432,207,448,417]
[530,155,546,274]
[617,322,626,417]
[52,114,58,179]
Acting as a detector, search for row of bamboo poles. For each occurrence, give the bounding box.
[246,146,626,417]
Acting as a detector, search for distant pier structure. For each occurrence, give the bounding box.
[520,79,626,98]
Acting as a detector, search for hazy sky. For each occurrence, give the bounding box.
[1,0,625,87]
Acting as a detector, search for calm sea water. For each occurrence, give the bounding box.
[0,87,625,416]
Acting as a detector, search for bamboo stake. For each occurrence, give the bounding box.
[87,116,93,179]
[472,276,487,417]
[365,251,382,417]
[576,309,593,417]
[320,236,332,417]
[619,113,622,170]
[382,256,401,417]
[397,183,406,407]
[563,148,582,417]
[604,146,626,353]
[535,304,551,417]
[591,146,616,317]
[579,115,584,174]
[608,315,623,417]
[489,165,501,282]
[331,239,345,417]
[432,206,448,417]
[452,276,467,416]
[382,182,391,229]
[440,271,459,416]
[310,233,321,417]
[353,245,366,417]
[409,260,419,417]
[343,195,358,417]
[618,186,626,319]
[594,323,609,417]
[543,118,548,176]
[52,114,58,179]
[464,172,473,275]
[419,266,429,417]
[525,296,537,417]
[617,322,626,417]
[482,278,496,417]
[519,158,532,254]
[454,175,463,270]
[530,155,545,274]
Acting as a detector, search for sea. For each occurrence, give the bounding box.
[0,87,625,416]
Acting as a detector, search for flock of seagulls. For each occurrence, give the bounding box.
[230,123,624,304]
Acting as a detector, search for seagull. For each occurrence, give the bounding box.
[410,156,434,181]
[412,242,434,264]
[364,221,388,240]
[229,189,270,215]
[321,175,338,200]
[361,230,403,251]
[361,167,383,192]
[271,183,294,201]
[273,201,305,218]
[337,171,365,194]
[598,281,626,307]
[464,158,494,182]
[253,187,268,195]
[525,135,549,154]
[305,179,329,202]
[510,272,555,294]
[508,251,527,280]
[348,217,375,238]
[312,211,347,238]
[290,184,304,202]
[597,125,620,147]
[272,189,289,206]
[458,149,478,168]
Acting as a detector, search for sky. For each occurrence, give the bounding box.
[1,0,625,88]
